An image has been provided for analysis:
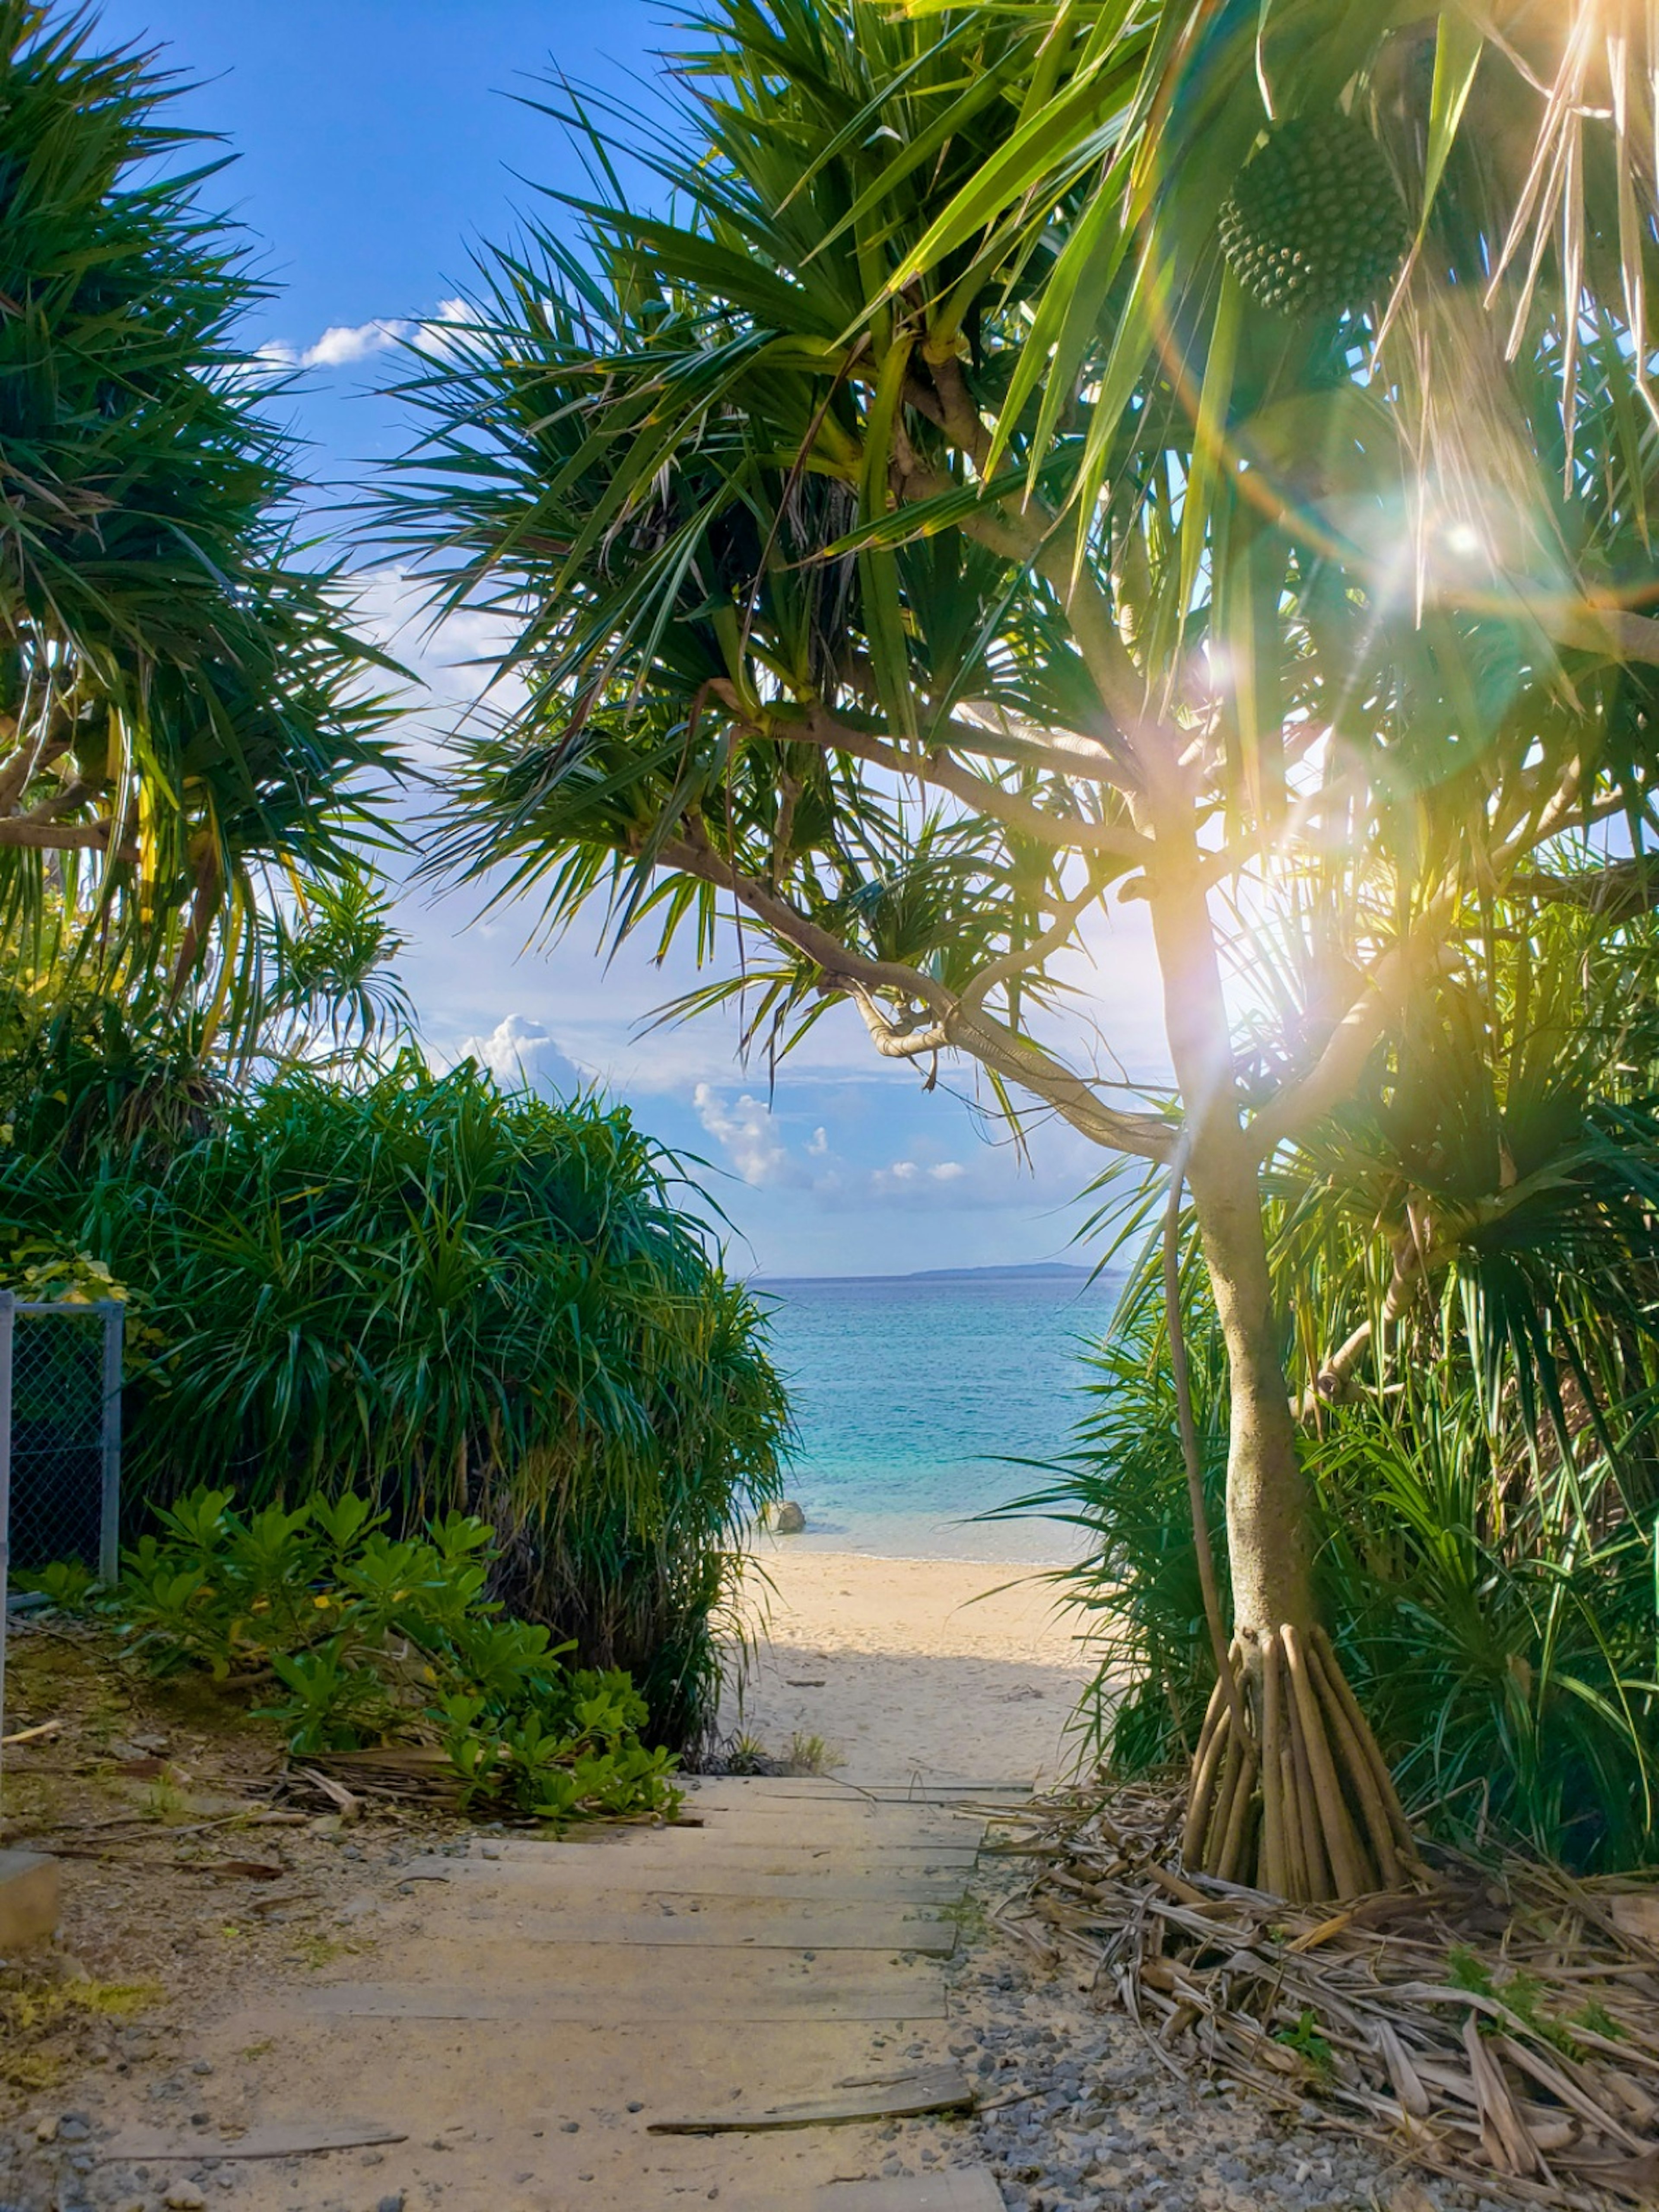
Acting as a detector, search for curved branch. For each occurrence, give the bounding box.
[1295,1236,1424,1418]
[659,819,1173,1162]
[1510,856,1659,919]
[957,865,1106,1018]
[660,819,953,1014]
[895,351,1180,786]
[798,706,1150,859]
[1247,946,1413,1162]
[939,998,1173,1160]
[0,816,136,859]
[1542,600,1659,665]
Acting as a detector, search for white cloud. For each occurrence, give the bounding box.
[929,1160,966,1182]
[451,1014,585,1098]
[413,297,485,359]
[807,1126,828,1157]
[259,298,483,378]
[693,1084,800,1188]
[304,318,408,369]
[260,319,411,372]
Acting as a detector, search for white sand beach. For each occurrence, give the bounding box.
[720,1541,1102,1786]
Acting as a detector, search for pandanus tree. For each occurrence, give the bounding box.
[0,1,394,1008]
[385,0,1659,1895]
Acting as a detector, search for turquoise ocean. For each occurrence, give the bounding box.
[755,1268,1118,1564]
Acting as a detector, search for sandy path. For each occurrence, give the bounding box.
[88,1786,1007,2212]
[720,1545,1099,1786]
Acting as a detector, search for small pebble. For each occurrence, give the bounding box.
[165,2185,207,2212]
[560,2120,580,2134]
[375,2195,405,2212]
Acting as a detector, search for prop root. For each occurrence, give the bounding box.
[1184,1627,1420,1901]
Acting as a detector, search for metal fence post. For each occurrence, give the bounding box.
[0,1287,15,1769]
[99,1298,124,1587]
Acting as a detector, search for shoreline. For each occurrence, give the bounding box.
[720,1542,1102,1786]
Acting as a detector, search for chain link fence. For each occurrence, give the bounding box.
[0,1289,124,1585]
[0,1288,124,1753]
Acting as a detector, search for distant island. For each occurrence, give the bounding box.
[755,1261,1105,1286]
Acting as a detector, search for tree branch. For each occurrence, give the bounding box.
[0,817,135,858]
[796,706,1151,861]
[1509,856,1659,919]
[661,819,953,1015]
[0,727,73,817]
[1539,599,1659,666]
[958,865,1107,1017]
[1295,1235,1424,1418]
[658,818,1173,1162]
[897,350,1181,790]
[1246,946,1414,1162]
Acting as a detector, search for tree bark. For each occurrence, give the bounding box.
[1144,829,1316,1641]
[1143,825,1414,1898]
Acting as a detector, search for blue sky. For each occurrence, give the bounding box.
[94,0,1170,1275]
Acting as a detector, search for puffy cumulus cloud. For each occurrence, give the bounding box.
[412,296,486,359]
[258,299,482,378]
[693,1084,805,1189]
[260,319,409,372]
[303,318,407,368]
[873,1157,964,1190]
[450,1014,586,1098]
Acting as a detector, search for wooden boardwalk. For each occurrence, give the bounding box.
[170,1777,1021,2211]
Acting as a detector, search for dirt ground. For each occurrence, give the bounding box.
[0,1609,464,2205]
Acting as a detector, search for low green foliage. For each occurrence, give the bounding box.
[17,1559,97,1611]
[1004,1252,1659,1874]
[1273,2006,1335,2078]
[113,1487,680,1827]
[1446,1946,1582,2056]
[0,1051,788,1748]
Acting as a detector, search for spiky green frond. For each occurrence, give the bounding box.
[0,0,399,989]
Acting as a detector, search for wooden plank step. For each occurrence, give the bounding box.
[673,1795,980,1821]
[309,1946,947,2017]
[648,2065,973,2132]
[327,1939,944,1993]
[670,1813,976,1844]
[402,1858,969,1904]
[814,2175,1006,2211]
[682,1780,1030,1804]
[466,1838,982,1868]
[99,2120,406,2163]
[299,1968,945,2024]
[454,1903,958,1954]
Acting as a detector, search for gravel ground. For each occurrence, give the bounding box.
[943,1862,1500,2212]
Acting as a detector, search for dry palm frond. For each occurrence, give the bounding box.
[982,1780,1659,2207]
[1482,0,1659,437]
[1390,277,1576,621]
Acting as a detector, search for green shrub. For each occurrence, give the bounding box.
[114,1487,680,1826]
[0,1051,789,1748]
[1005,1260,1659,1874]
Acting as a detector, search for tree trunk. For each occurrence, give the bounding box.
[1145,832,1417,1899]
